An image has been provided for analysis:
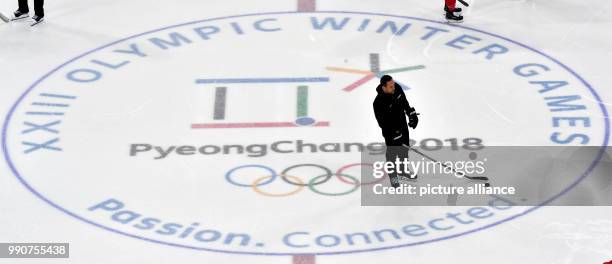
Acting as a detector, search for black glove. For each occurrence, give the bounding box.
[408,107,419,129]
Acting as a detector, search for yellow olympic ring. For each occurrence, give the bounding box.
[252,174,304,197]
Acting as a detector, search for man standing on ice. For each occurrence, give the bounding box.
[373,75,419,188]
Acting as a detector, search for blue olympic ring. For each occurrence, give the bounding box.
[225,164,277,187]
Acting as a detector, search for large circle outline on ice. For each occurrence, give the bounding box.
[2,11,610,256]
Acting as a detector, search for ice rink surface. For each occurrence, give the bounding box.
[1,0,611,263]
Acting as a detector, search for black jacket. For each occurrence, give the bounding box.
[373,83,414,140]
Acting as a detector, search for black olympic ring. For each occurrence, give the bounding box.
[280,163,333,186]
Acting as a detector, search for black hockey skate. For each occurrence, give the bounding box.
[445,10,463,23]
[11,9,29,21]
[31,15,44,26]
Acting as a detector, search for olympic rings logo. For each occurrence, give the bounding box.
[225,163,388,196]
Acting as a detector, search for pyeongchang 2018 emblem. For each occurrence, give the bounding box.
[2,11,609,255]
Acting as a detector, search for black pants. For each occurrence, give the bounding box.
[384,132,411,187]
[18,0,44,16]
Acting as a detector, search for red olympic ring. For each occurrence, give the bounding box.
[336,163,388,186]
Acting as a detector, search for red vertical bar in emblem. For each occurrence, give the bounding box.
[293,254,316,264]
[297,0,316,12]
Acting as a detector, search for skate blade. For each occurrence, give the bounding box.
[398,176,418,182]
[11,15,30,21]
[446,19,464,23]
[30,19,44,27]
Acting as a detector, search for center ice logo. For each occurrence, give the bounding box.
[190,53,423,129]
[2,12,608,255]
